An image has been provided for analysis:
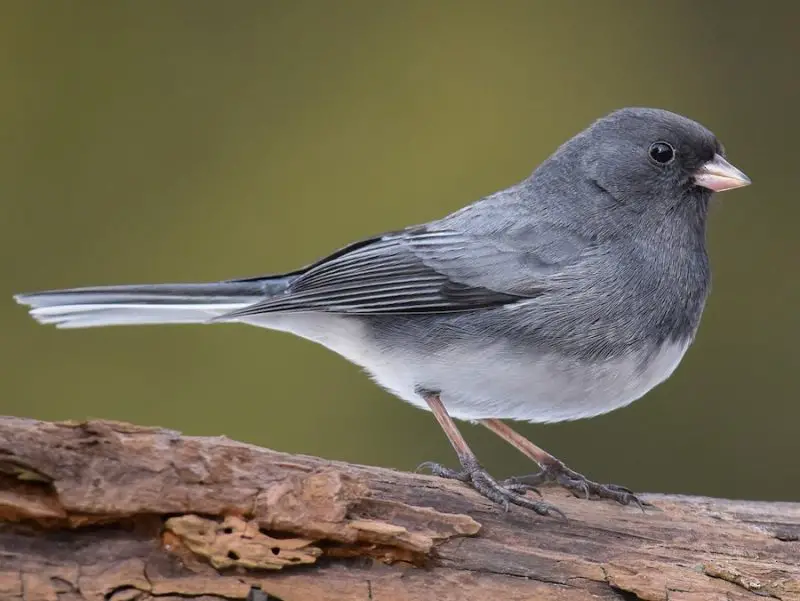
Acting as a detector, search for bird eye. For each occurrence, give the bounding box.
[649,141,675,164]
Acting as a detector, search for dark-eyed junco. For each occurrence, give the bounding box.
[15,108,750,518]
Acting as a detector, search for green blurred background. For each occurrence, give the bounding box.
[2,2,798,502]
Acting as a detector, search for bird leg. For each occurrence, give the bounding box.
[417,392,564,518]
[480,418,644,509]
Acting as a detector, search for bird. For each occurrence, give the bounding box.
[14,107,751,518]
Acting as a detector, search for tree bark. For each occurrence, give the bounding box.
[0,417,797,601]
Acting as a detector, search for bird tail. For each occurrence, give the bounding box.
[14,278,290,329]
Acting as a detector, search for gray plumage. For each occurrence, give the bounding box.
[15,107,750,424]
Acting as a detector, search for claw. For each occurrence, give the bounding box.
[420,462,472,482]
[415,461,436,474]
[558,475,591,499]
[543,504,568,521]
[504,482,543,497]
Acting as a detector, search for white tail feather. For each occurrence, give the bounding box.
[14,281,273,329]
[27,302,251,329]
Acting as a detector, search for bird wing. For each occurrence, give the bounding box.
[218,221,592,318]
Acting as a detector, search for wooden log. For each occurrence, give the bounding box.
[0,416,797,601]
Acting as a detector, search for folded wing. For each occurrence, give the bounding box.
[219,224,588,318]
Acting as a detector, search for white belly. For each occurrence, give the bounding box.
[244,313,690,423]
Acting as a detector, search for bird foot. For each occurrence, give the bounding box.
[417,455,565,519]
[502,461,647,510]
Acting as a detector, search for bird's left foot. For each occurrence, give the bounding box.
[417,455,565,519]
[503,461,647,510]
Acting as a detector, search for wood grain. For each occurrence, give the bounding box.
[0,416,797,601]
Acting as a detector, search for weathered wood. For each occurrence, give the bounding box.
[0,416,797,601]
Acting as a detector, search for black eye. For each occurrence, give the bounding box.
[649,141,675,164]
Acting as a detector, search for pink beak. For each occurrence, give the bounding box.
[693,154,751,192]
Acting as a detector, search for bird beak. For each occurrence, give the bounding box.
[693,154,751,192]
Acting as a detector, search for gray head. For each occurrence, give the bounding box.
[532,107,750,222]
[586,108,748,204]
[501,107,752,352]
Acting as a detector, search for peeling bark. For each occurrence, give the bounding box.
[0,416,797,601]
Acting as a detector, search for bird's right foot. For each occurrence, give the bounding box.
[418,454,565,519]
[502,461,647,510]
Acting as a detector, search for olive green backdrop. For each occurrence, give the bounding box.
[2,2,798,502]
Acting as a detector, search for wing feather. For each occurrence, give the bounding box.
[218,221,589,319]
